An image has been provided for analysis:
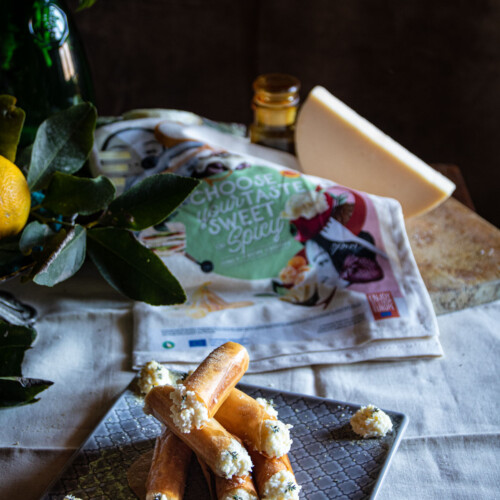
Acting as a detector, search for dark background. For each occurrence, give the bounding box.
[70,0,499,227]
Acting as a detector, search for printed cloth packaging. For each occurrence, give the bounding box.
[90,112,442,373]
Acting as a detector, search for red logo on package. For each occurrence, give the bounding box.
[367,291,400,320]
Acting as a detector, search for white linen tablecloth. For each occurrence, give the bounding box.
[0,265,499,499]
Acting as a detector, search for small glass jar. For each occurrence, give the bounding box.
[249,73,300,154]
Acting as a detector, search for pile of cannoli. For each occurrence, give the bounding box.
[135,342,301,500]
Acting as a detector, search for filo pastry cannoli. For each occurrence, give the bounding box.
[215,472,259,500]
[138,360,186,396]
[169,342,249,433]
[145,428,192,500]
[197,454,258,500]
[215,389,292,458]
[196,455,216,500]
[145,384,252,479]
[249,450,301,500]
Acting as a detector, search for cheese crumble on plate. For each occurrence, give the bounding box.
[350,404,393,438]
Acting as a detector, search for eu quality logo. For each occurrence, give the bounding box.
[172,166,312,280]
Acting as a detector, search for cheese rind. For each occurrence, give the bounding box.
[295,86,455,218]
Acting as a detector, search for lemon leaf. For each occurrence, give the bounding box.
[42,172,115,216]
[27,103,97,190]
[32,225,87,287]
[77,0,98,11]
[0,95,25,163]
[99,173,198,230]
[19,221,55,255]
[0,320,36,377]
[0,376,53,408]
[0,235,33,281]
[0,320,36,348]
[87,227,185,305]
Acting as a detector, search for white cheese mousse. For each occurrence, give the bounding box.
[220,490,258,500]
[262,470,301,500]
[138,360,183,396]
[350,404,393,438]
[261,419,293,458]
[146,494,173,500]
[256,397,279,419]
[169,384,209,433]
[217,439,253,479]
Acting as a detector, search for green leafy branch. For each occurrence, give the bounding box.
[0,96,199,305]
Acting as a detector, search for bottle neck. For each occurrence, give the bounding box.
[29,0,70,67]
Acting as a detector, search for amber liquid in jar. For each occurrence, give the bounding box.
[249,73,300,154]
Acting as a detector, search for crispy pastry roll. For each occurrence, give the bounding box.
[138,360,186,396]
[170,342,249,433]
[215,472,259,500]
[249,450,301,500]
[198,453,258,500]
[145,385,252,479]
[215,389,292,458]
[196,454,216,500]
[145,428,192,500]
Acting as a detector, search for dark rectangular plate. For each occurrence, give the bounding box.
[43,382,408,499]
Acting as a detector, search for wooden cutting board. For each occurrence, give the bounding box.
[406,196,500,314]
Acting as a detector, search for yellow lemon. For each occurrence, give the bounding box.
[0,155,31,239]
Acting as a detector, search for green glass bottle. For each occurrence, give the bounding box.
[0,0,95,145]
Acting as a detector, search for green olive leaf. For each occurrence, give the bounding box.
[0,95,26,162]
[100,173,199,230]
[0,377,53,408]
[27,103,97,190]
[87,227,186,305]
[32,225,87,286]
[42,172,116,216]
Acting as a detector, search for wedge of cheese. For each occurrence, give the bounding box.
[295,86,455,218]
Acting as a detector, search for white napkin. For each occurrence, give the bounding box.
[91,114,443,373]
